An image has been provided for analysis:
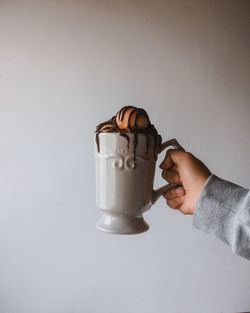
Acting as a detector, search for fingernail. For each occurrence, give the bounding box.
[176,187,184,195]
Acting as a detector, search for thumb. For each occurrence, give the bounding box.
[160,149,187,169]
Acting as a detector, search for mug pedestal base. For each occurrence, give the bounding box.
[96,212,149,235]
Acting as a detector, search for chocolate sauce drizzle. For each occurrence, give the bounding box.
[119,132,130,149]
[95,116,116,153]
[95,106,161,166]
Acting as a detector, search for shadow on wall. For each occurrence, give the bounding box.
[101,0,250,97]
[174,0,250,97]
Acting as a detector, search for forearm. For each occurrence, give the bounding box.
[193,175,250,260]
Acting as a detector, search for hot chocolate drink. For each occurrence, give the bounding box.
[95,106,162,163]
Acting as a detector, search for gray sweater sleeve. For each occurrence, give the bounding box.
[193,174,250,260]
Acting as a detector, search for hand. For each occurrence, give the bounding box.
[160,150,211,215]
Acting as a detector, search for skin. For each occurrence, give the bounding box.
[160,149,211,215]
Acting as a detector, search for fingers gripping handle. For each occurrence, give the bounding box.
[152,139,184,204]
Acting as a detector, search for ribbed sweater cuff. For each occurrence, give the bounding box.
[193,175,246,245]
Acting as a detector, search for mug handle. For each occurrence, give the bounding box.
[152,138,185,204]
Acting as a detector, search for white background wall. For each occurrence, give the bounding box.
[0,1,250,312]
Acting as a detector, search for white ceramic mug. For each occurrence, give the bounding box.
[95,132,183,234]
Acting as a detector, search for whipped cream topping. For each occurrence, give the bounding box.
[115,106,150,130]
[95,106,161,164]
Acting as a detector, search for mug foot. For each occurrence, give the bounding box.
[96,212,149,235]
